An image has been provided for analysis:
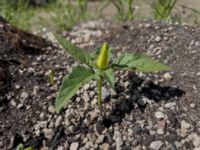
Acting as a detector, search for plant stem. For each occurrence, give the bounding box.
[98,76,102,110]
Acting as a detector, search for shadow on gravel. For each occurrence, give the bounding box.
[0,60,10,108]
[102,73,185,128]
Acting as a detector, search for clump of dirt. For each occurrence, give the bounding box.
[0,22,50,103]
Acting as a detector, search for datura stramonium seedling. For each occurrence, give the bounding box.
[55,35,171,113]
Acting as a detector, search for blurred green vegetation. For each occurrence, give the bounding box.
[152,0,177,21]
[0,0,35,30]
[0,0,200,32]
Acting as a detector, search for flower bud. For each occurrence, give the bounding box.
[96,43,109,70]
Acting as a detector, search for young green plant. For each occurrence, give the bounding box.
[111,0,134,21]
[16,143,32,150]
[55,35,171,113]
[152,0,177,21]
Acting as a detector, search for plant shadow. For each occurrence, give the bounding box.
[102,73,185,128]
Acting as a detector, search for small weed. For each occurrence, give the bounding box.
[152,0,177,21]
[46,0,89,31]
[110,0,134,21]
[16,143,32,150]
[48,69,55,85]
[55,35,171,113]
[0,0,35,30]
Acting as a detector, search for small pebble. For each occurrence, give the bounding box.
[21,92,29,100]
[163,72,172,81]
[150,140,163,150]
[155,111,165,119]
[190,103,196,108]
[15,84,21,89]
[164,102,176,109]
[155,36,161,42]
[70,142,79,150]
[48,105,55,113]
[43,128,55,140]
[101,143,110,150]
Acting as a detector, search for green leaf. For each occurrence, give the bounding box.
[16,144,24,150]
[103,68,115,90]
[55,66,97,113]
[55,34,92,65]
[92,46,114,61]
[25,147,33,150]
[112,53,171,72]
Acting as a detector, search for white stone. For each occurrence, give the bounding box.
[163,72,172,81]
[157,129,164,135]
[27,67,34,74]
[96,135,105,144]
[155,111,165,119]
[193,147,200,150]
[190,103,196,108]
[70,142,79,150]
[15,84,21,89]
[180,120,191,137]
[55,116,62,127]
[101,143,110,150]
[43,128,54,140]
[164,102,176,109]
[10,100,16,107]
[155,36,161,42]
[33,85,40,95]
[114,131,123,150]
[102,87,110,101]
[21,92,29,100]
[150,141,163,150]
[57,146,64,150]
[48,105,55,113]
[191,133,200,147]
[181,120,191,129]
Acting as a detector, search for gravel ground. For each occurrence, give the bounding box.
[0,20,200,150]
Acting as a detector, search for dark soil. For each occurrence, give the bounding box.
[0,20,200,150]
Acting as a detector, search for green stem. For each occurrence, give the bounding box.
[98,76,103,110]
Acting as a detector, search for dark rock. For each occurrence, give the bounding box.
[109,115,122,123]
[119,100,131,112]
[132,125,142,134]
[130,74,144,88]
[143,135,154,146]
[166,134,177,143]
[96,121,105,133]
[24,136,44,149]
[168,143,178,150]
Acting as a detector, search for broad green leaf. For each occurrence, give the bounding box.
[112,53,171,72]
[16,144,24,150]
[56,66,98,113]
[55,35,92,65]
[25,147,33,150]
[103,68,115,90]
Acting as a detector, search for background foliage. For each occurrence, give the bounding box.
[0,0,200,31]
